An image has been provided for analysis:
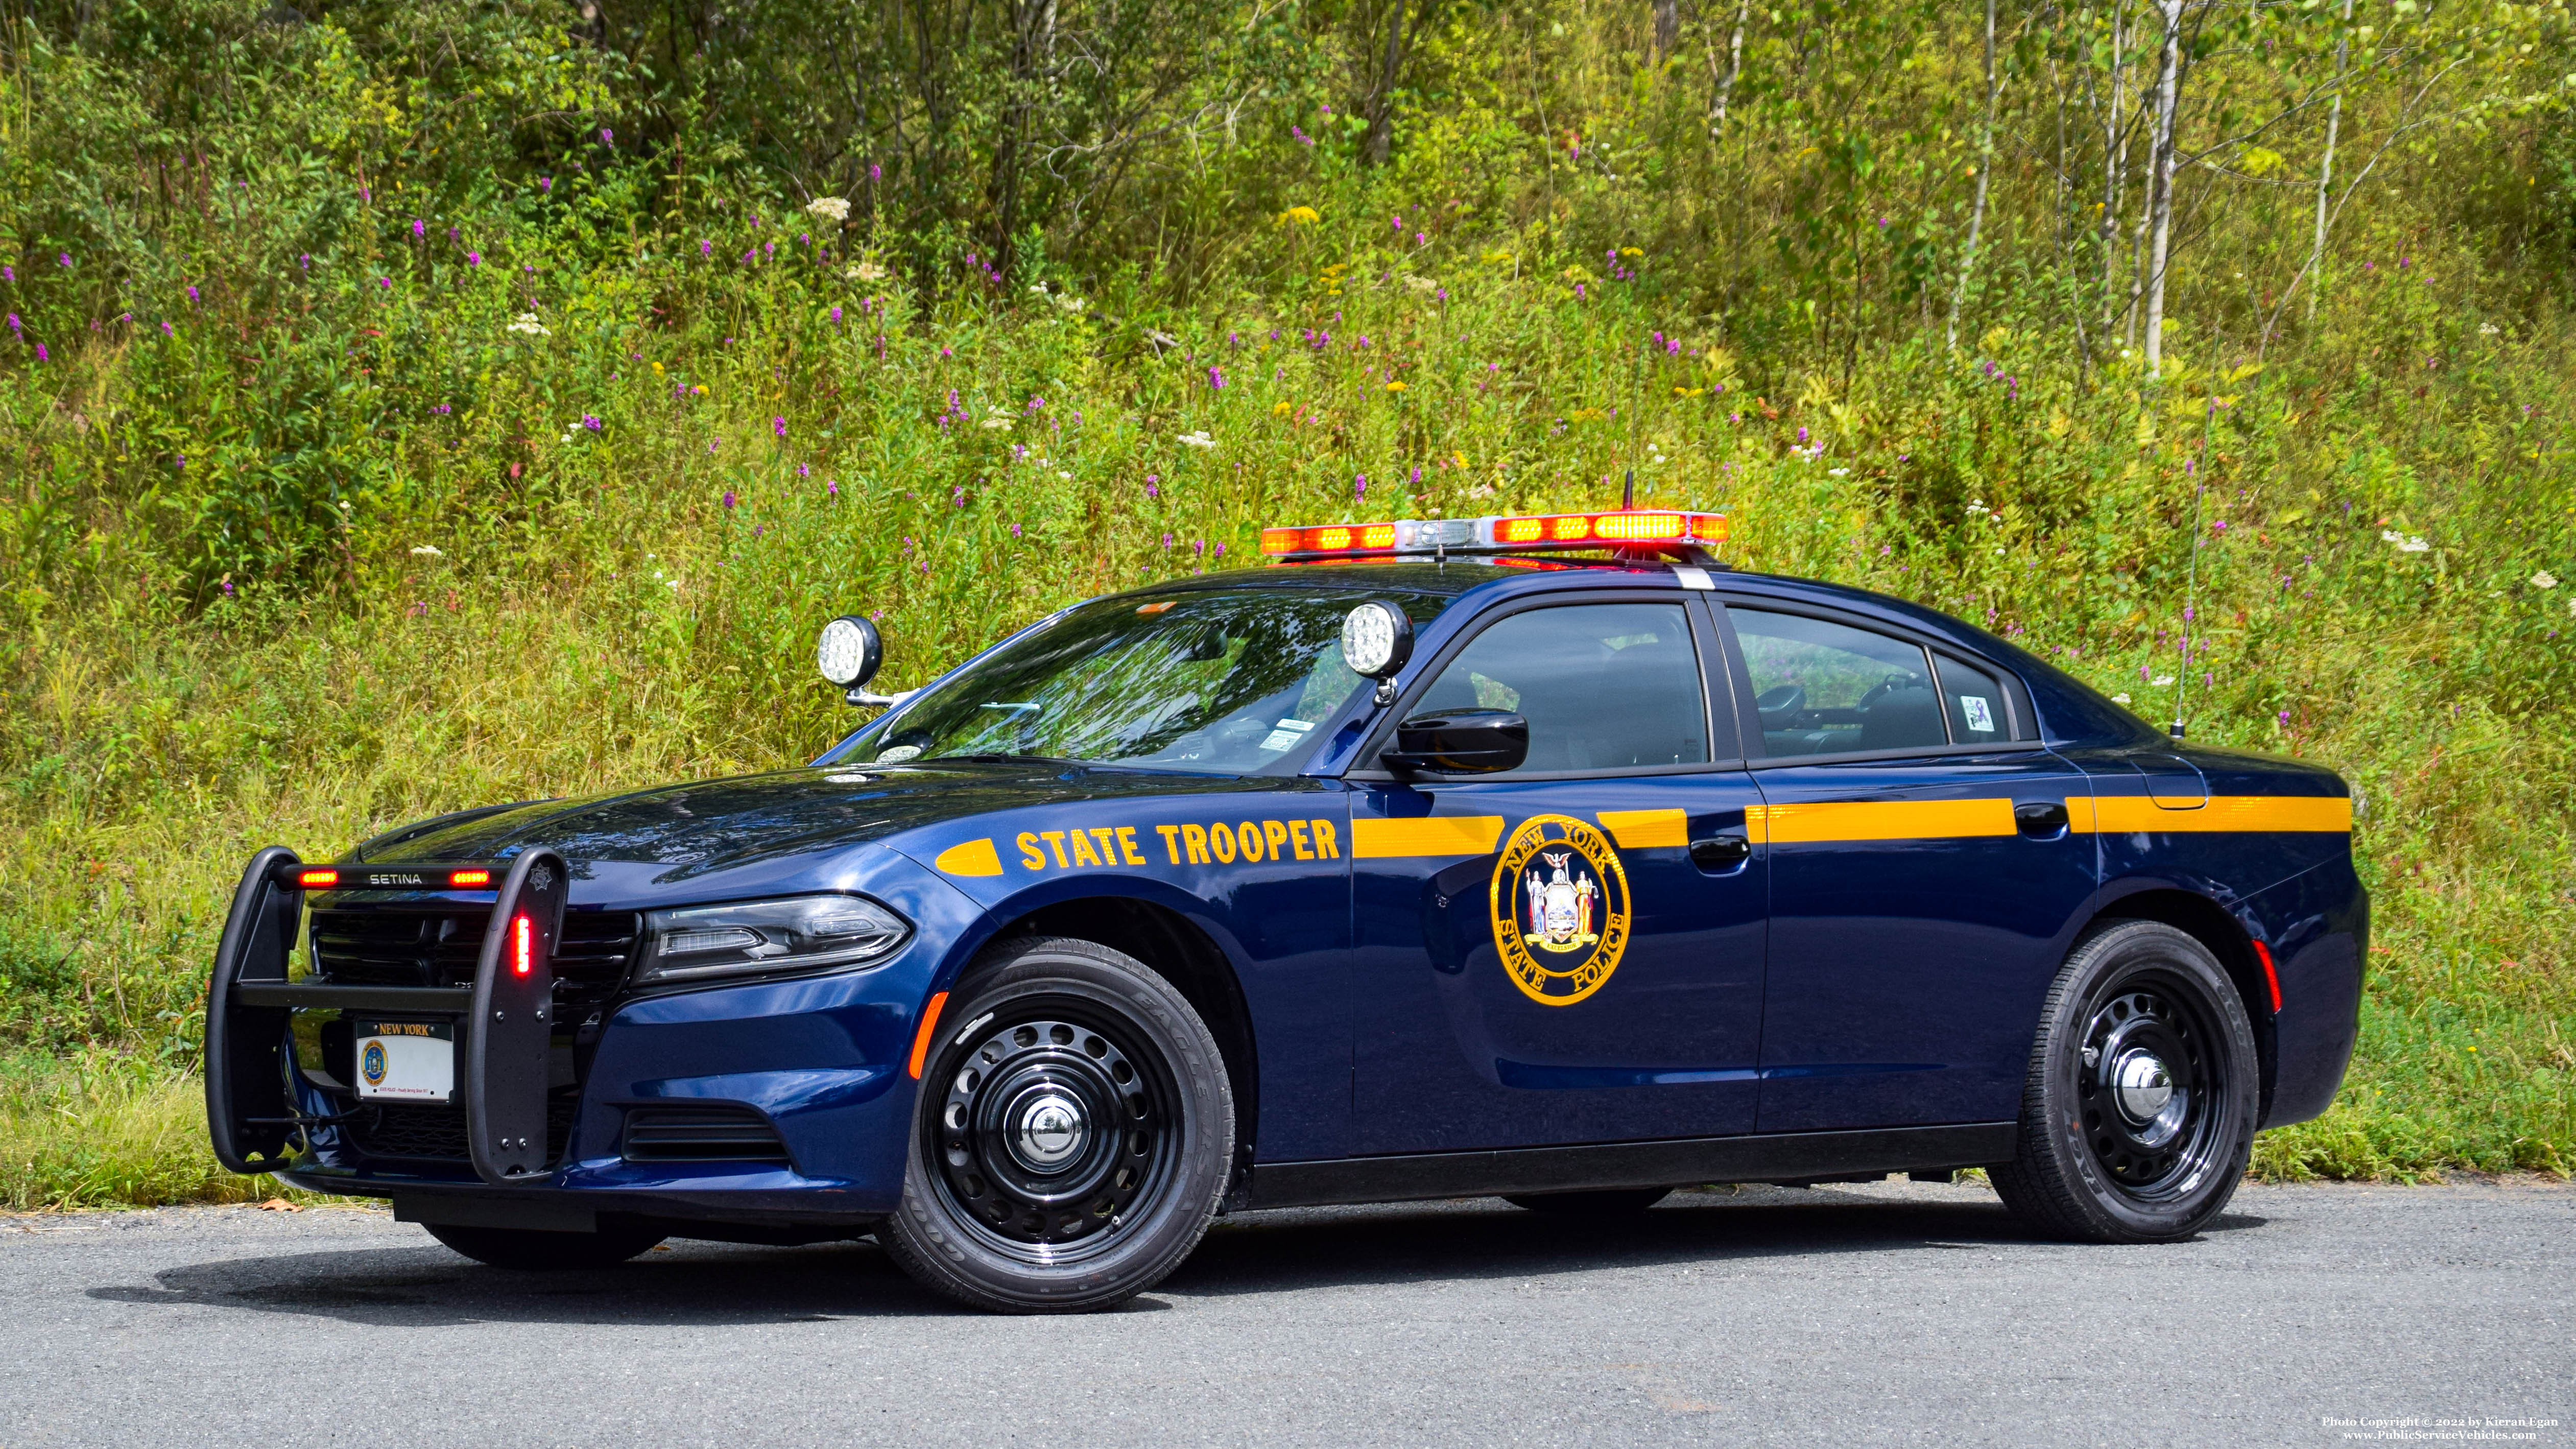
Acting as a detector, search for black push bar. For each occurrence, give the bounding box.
[205,848,570,1186]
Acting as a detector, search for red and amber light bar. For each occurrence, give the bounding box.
[272,863,506,891]
[1261,510,1728,561]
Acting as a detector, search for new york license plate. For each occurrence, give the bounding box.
[353,1020,455,1102]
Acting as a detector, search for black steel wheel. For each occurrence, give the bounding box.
[879,936,1232,1312]
[1991,920,2259,1243]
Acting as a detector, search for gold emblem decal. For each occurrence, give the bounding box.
[1489,814,1632,1007]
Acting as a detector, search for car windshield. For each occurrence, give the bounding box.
[868,587,1447,773]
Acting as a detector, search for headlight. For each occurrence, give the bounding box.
[634,894,911,986]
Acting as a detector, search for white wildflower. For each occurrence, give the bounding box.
[1177,430,1215,449]
[1828,467,1849,477]
[806,196,851,223]
[506,313,549,337]
[1057,470,1071,480]
[980,414,1013,431]
[848,261,888,282]
[1402,274,1439,295]
[410,544,443,557]
[2479,322,2500,336]
[1051,292,1087,315]
[2112,692,2133,704]
[2533,571,2559,589]
[2153,675,2176,687]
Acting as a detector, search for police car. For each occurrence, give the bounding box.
[206,507,2365,1312]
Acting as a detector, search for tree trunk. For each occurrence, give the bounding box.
[1707,0,1751,136]
[1362,0,1417,167]
[1947,0,1999,349]
[2098,0,2127,335]
[2305,0,2351,323]
[1654,0,1678,56]
[2140,0,2184,375]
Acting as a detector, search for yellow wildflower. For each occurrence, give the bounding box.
[1386,381,1406,392]
[1279,206,1322,226]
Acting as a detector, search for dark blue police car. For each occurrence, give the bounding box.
[206,507,2364,1312]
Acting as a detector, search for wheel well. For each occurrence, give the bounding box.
[993,897,1261,1181]
[2088,889,2278,1118]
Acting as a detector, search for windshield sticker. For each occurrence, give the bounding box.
[1258,718,1317,752]
[1489,815,1631,1007]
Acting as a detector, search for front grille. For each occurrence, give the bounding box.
[622,1105,791,1165]
[312,905,640,1014]
[345,1094,580,1164]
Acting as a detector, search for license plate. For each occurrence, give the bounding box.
[353,1020,455,1102]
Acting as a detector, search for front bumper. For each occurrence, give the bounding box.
[206,847,978,1225]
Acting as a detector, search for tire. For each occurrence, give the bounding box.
[1503,1187,1672,1215]
[1990,920,2259,1243]
[423,1221,665,1270]
[879,935,1233,1313]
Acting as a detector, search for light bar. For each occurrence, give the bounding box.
[1260,510,1728,562]
[273,862,508,891]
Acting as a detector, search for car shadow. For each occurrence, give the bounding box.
[83,1187,2268,1327]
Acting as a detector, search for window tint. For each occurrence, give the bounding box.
[1407,603,1707,773]
[1730,608,1947,756]
[1936,653,2014,742]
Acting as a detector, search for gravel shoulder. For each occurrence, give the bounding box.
[2,1178,2569,1448]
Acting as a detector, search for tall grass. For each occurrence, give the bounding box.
[1,0,2570,1204]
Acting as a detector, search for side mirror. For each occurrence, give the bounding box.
[1381,709,1528,776]
[1340,601,1414,705]
[817,615,893,706]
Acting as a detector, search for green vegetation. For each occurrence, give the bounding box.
[2,0,2571,1207]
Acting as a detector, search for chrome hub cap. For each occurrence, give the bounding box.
[2111,1050,2176,1126]
[1011,1091,1088,1173]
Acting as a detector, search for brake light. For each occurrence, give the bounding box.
[513,914,533,977]
[296,868,339,889]
[449,869,491,888]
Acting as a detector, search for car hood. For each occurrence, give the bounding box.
[353,762,1274,888]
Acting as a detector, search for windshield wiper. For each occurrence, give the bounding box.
[925,752,1084,766]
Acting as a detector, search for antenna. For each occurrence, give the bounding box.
[1623,467,1635,510]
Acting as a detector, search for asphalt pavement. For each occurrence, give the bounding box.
[2,1177,2568,1447]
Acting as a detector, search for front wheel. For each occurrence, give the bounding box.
[1991,920,2259,1243]
[878,936,1233,1313]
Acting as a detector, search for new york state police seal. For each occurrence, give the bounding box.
[1488,814,1631,1007]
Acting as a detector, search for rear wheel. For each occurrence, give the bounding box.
[424,1222,665,1270]
[1991,920,2258,1243]
[879,936,1232,1313]
[1504,1187,1672,1215]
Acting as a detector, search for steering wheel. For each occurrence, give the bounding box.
[1754,683,1805,720]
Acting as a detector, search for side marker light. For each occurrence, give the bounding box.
[2251,939,2282,1013]
[908,991,951,1079]
[513,914,533,977]
[450,868,492,888]
[296,868,339,889]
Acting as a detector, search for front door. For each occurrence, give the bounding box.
[1349,594,1771,1154]
[1720,601,2100,1133]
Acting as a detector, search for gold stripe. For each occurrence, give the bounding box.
[1750,798,2017,844]
[1351,816,1506,859]
[1597,809,1689,849]
[933,838,1004,877]
[2071,794,2350,834]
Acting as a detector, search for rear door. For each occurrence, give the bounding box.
[1348,591,1771,1154]
[1720,600,2098,1133]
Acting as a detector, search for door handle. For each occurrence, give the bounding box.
[2014,801,2070,837]
[1689,835,1752,872]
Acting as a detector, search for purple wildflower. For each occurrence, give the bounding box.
[601,128,614,145]
[1208,366,1225,390]
[828,480,840,497]
[4,314,15,334]
[1354,473,1368,499]
[466,252,481,266]
[32,343,45,363]
[773,416,788,438]
[57,253,71,268]
[187,286,199,305]
[413,219,426,238]
[830,305,842,325]
[723,491,736,509]
[377,277,391,288]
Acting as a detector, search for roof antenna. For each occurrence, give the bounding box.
[1622,467,1635,510]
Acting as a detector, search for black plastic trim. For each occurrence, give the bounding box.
[1244,1122,2017,1209]
[235,983,475,1013]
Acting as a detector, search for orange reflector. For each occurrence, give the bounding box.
[908,991,951,1080]
[449,869,491,888]
[296,868,339,889]
[2252,939,2282,1013]
[513,914,533,977]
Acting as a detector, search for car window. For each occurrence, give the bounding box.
[1729,608,1948,756]
[1405,602,1708,773]
[1935,653,2014,743]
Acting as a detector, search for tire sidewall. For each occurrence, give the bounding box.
[886,939,1231,1311]
[2034,922,2259,1240]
